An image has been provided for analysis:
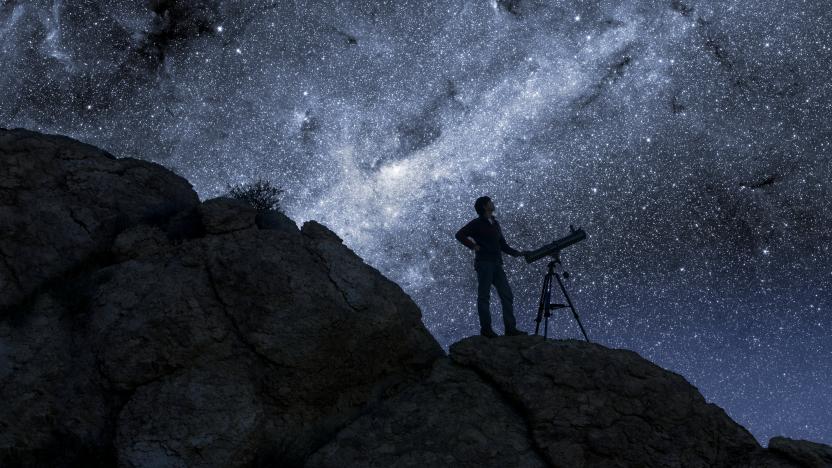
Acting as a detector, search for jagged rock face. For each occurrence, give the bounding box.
[0,128,443,467]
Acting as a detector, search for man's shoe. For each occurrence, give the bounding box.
[480,328,498,338]
[505,328,528,336]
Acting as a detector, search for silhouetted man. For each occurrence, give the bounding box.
[455,196,529,338]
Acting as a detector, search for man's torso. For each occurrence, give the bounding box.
[465,216,505,264]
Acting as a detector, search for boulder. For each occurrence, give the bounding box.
[0,128,443,467]
[448,336,761,467]
[307,357,547,468]
[0,128,199,311]
[768,436,832,468]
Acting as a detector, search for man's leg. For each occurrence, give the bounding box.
[493,263,518,332]
[475,261,495,332]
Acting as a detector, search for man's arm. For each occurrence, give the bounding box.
[500,233,521,257]
[455,221,478,249]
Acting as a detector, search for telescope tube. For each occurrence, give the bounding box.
[524,228,587,263]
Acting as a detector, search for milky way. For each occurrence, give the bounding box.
[2,0,831,445]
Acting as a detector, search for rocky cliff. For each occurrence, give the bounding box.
[1,128,830,468]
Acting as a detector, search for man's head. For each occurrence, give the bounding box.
[474,196,495,217]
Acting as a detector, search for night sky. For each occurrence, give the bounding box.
[2,0,830,446]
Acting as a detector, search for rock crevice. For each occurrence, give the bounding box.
[448,345,555,467]
[203,262,286,372]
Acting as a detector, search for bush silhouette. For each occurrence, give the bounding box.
[226,178,284,212]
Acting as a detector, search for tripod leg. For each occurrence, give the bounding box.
[534,273,550,336]
[554,272,590,343]
[543,271,554,339]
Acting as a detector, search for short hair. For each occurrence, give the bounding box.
[474,196,492,216]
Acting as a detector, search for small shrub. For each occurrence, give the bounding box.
[225,177,284,212]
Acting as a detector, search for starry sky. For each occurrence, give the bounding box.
[2,0,830,446]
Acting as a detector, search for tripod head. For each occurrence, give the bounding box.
[546,254,570,278]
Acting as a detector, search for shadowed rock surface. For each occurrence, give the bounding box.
[1,128,829,467]
[310,335,831,468]
[0,128,199,311]
[767,437,832,468]
[0,128,443,467]
[449,337,763,467]
[307,357,548,468]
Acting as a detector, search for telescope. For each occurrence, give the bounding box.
[524,225,587,263]
[527,225,590,342]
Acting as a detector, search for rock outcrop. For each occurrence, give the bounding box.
[449,337,759,467]
[0,128,443,467]
[1,128,829,467]
[767,437,832,468]
[0,129,199,312]
[307,356,549,468]
[308,336,829,468]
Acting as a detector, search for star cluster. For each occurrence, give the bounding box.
[1,0,830,445]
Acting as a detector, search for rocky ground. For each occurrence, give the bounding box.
[1,128,830,467]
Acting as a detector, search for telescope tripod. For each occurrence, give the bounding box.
[534,255,590,342]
